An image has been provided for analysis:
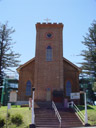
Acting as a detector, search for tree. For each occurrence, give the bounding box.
[0,22,20,87]
[93,82,96,92]
[79,76,95,104]
[80,20,96,79]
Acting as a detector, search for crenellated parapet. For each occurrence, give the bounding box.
[36,22,63,29]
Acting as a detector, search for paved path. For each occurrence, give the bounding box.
[75,126,96,128]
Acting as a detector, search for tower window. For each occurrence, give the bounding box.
[66,81,71,96]
[47,33,52,38]
[46,46,52,61]
[26,80,31,96]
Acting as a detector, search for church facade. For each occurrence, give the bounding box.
[17,23,80,103]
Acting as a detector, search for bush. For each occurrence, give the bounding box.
[11,114,23,126]
[0,117,5,127]
[7,112,10,118]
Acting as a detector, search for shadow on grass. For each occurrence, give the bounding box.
[11,105,20,108]
[77,105,94,111]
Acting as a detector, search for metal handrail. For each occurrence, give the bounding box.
[52,101,62,127]
[68,101,85,124]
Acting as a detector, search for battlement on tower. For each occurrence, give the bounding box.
[36,22,63,29]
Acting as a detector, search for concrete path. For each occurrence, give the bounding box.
[72,126,96,128]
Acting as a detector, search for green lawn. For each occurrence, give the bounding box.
[0,105,31,128]
[78,105,96,126]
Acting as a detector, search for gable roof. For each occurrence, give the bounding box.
[17,57,81,73]
[63,57,81,71]
[16,57,35,72]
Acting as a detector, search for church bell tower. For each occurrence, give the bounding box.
[34,23,64,101]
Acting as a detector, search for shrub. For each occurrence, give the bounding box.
[7,112,10,118]
[11,114,23,126]
[0,117,5,127]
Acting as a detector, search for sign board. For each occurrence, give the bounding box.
[9,91,17,102]
[70,92,80,100]
[8,103,11,109]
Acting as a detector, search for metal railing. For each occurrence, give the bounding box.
[68,101,85,125]
[52,101,62,127]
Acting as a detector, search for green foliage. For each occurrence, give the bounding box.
[79,77,95,103]
[80,20,96,78]
[0,106,31,127]
[11,114,23,126]
[7,112,11,118]
[0,117,5,127]
[87,83,95,102]
[93,82,96,91]
[0,22,20,86]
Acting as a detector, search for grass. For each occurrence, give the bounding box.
[0,105,31,128]
[77,105,96,126]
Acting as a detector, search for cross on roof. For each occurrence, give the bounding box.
[44,18,51,23]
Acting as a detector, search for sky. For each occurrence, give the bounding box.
[0,0,96,74]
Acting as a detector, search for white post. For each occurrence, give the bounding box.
[29,87,35,128]
[84,91,88,124]
[32,90,35,124]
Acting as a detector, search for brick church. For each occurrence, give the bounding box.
[17,23,80,103]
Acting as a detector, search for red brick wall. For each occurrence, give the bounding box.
[17,60,35,101]
[34,23,64,101]
[63,59,80,101]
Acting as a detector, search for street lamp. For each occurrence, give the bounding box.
[29,87,35,128]
[84,90,88,125]
[80,90,88,125]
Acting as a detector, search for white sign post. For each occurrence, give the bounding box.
[70,92,80,100]
[7,103,11,109]
[6,103,11,128]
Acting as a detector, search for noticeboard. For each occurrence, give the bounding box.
[9,91,17,102]
[70,92,80,100]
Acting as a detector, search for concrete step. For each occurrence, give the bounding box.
[35,104,83,128]
[35,101,52,108]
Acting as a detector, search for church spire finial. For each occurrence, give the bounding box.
[44,18,51,23]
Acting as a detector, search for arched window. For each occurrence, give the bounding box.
[66,81,71,96]
[46,46,52,61]
[26,80,31,96]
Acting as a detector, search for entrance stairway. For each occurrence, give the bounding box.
[35,102,83,128]
[35,108,60,128]
[59,108,83,128]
